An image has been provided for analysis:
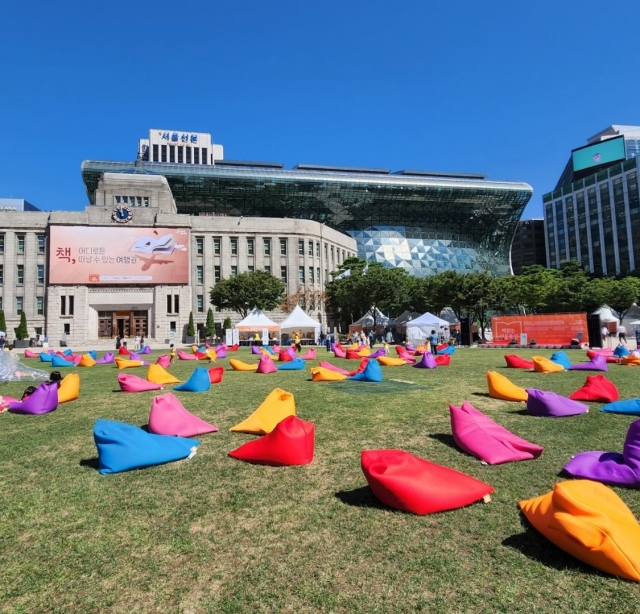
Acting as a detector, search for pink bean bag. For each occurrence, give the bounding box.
[333,345,347,359]
[156,354,171,368]
[257,354,277,374]
[177,349,198,361]
[148,392,218,437]
[118,373,163,393]
[24,349,39,358]
[318,361,351,376]
[398,351,416,364]
[449,401,544,464]
[301,348,316,360]
[215,347,226,358]
[69,354,83,365]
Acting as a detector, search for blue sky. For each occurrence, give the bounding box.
[2,1,638,218]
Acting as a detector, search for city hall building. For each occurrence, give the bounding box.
[0,129,532,345]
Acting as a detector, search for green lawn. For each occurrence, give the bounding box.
[1,347,639,613]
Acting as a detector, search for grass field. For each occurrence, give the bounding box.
[1,347,639,613]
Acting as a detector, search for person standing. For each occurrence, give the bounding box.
[618,323,627,345]
[429,330,439,356]
[115,334,121,350]
[601,325,610,347]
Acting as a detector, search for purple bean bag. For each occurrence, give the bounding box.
[563,420,640,487]
[405,344,416,352]
[449,401,544,464]
[215,347,227,358]
[251,345,262,355]
[156,354,171,368]
[526,389,589,417]
[569,353,608,372]
[8,382,59,415]
[140,345,152,354]
[368,348,387,358]
[96,352,115,365]
[413,352,437,369]
[129,352,142,361]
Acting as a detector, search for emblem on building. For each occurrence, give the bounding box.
[112,205,133,223]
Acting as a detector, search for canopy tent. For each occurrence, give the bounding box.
[352,308,395,328]
[405,312,451,342]
[235,308,280,332]
[279,306,322,333]
[394,310,421,327]
[591,306,619,324]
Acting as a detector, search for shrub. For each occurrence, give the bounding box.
[187,312,195,337]
[15,311,29,340]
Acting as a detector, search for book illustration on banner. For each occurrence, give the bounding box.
[130,234,186,255]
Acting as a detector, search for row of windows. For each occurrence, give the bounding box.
[0,234,46,254]
[195,264,323,285]
[0,296,44,315]
[114,196,150,207]
[0,264,45,285]
[153,144,208,165]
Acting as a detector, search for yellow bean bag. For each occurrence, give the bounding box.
[532,356,564,373]
[115,357,144,369]
[230,359,258,372]
[377,356,407,367]
[206,349,217,361]
[349,343,359,350]
[416,345,427,353]
[310,367,348,382]
[147,364,181,385]
[519,480,640,582]
[79,354,96,367]
[620,355,640,366]
[486,370,528,402]
[357,347,371,357]
[58,373,80,403]
[191,345,199,354]
[230,388,296,434]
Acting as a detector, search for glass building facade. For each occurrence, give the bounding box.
[82,160,532,277]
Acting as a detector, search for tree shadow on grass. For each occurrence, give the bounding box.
[79,458,100,470]
[335,486,387,510]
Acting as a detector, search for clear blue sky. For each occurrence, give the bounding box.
[2,1,638,219]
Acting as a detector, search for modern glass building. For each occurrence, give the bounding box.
[82,155,532,277]
[544,125,640,275]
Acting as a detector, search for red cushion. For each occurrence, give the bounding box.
[504,354,534,369]
[118,347,131,355]
[208,366,224,384]
[569,374,619,402]
[278,350,293,362]
[361,449,494,515]
[346,349,364,360]
[435,354,451,366]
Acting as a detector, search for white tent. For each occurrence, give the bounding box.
[352,308,394,328]
[280,306,322,333]
[405,312,451,342]
[235,307,280,332]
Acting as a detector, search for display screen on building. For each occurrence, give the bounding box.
[49,226,190,284]
[572,135,626,173]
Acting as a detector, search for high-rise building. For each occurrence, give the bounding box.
[510,219,547,275]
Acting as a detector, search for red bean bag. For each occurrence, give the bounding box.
[228,415,314,466]
[278,350,293,363]
[435,354,451,366]
[208,366,224,384]
[346,349,364,360]
[118,346,131,355]
[361,449,494,515]
[229,344,239,352]
[504,354,535,369]
[569,374,619,403]
[586,350,620,363]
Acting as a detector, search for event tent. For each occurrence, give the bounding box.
[235,308,280,332]
[405,312,451,342]
[352,308,395,328]
[279,306,322,333]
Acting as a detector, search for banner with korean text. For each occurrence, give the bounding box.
[49,226,190,284]
[491,313,588,345]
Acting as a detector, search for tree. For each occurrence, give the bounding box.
[0,310,6,335]
[209,270,286,318]
[15,311,28,340]
[223,317,232,331]
[205,308,216,337]
[602,277,640,323]
[281,287,326,313]
[187,311,195,337]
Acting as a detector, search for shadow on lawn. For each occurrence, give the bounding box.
[79,458,100,470]
[428,433,458,451]
[335,486,387,510]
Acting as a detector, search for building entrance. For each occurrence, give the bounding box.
[98,311,148,338]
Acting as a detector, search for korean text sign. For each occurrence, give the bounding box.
[49,226,190,284]
[491,313,588,345]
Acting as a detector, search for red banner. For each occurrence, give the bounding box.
[491,313,588,345]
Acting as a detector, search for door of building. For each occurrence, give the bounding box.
[98,318,113,338]
[133,311,148,338]
[116,316,130,338]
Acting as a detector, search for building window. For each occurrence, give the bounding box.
[214,237,221,255]
[167,295,172,313]
[37,296,44,315]
[317,267,320,284]
[194,148,200,164]
[197,295,204,313]
[309,267,314,284]
[0,264,3,285]
[169,145,175,163]
[308,241,314,257]
[37,264,44,285]
[0,234,4,253]
[196,237,204,255]
[342,250,346,261]
[143,197,149,207]
[324,243,328,260]
[69,296,74,315]
[247,239,254,255]
[280,238,287,255]
[248,265,254,273]
[186,147,192,164]
[202,148,208,164]
[298,240,304,255]
[37,235,45,254]
[281,266,287,282]
[264,238,271,255]
[16,264,24,285]
[17,235,25,253]
[16,297,23,314]
[316,242,320,257]
[178,146,183,163]
[196,265,203,284]
[174,295,180,314]
[231,266,238,277]
[161,145,167,162]
[230,238,238,255]
[153,144,159,161]
[64,323,70,335]
[331,246,334,263]
[214,266,221,282]
[61,296,66,315]
[299,266,305,284]
[0,297,2,311]
[264,265,271,274]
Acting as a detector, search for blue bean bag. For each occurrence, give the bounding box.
[437,345,455,355]
[550,351,572,369]
[93,419,199,475]
[51,354,75,367]
[263,346,276,355]
[88,350,97,360]
[39,352,53,363]
[63,349,73,356]
[173,367,211,392]
[277,358,306,371]
[601,399,640,416]
[614,345,630,358]
[349,359,383,382]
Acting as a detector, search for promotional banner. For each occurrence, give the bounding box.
[49,226,190,284]
[491,313,588,345]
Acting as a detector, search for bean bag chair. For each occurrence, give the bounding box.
[587,349,620,363]
[24,349,38,358]
[88,350,97,360]
[346,349,365,360]
[361,449,494,515]
[563,420,640,487]
[357,347,371,357]
[405,344,416,352]
[397,351,416,363]
[147,364,181,385]
[613,345,630,358]
[518,480,640,582]
[550,351,572,370]
[208,366,224,384]
[118,346,131,355]
[230,388,296,434]
[486,371,528,402]
[569,374,619,403]
[194,351,210,360]
[262,346,276,355]
[8,382,59,415]
[156,354,171,368]
[600,399,640,416]
[526,389,589,417]
[435,354,451,366]
[58,373,80,403]
[532,356,564,373]
[229,415,314,466]
[251,345,263,355]
[51,354,75,368]
[118,373,163,393]
[148,392,218,437]
[504,354,534,369]
[79,354,96,367]
[395,345,409,355]
[450,401,543,464]
[301,348,316,360]
[177,350,198,361]
[278,350,293,362]
[129,352,143,361]
[413,352,437,369]
[173,368,211,392]
[311,366,348,382]
[318,361,351,375]
[230,359,258,372]
[437,345,455,356]
[349,359,383,382]
[115,357,146,369]
[368,347,387,358]
[140,345,152,355]
[39,352,53,363]
[70,354,83,366]
[63,349,73,356]
[205,349,217,362]
[377,356,407,367]
[96,352,115,365]
[570,354,608,372]
[93,419,199,475]
[0,395,20,411]
[277,358,306,371]
[257,354,278,374]
[620,355,640,366]
[215,347,227,358]
[229,344,239,352]
[348,358,369,377]
[333,345,347,359]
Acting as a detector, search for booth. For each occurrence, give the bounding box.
[234,308,280,345]
[279,306,322,345]
[405,312,451,344]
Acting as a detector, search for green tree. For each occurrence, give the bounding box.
[209,270,286,318]
[205,308,216,337]
[464,272,499,340]
[223,317,232,331]
[602,277,640,323]
[187,311,196,337]
[0,310,6,335]
[15,311,28,340]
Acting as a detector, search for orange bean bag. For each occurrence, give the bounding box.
[58,373,80,404]
[532,356,564,373]
[79,354,96,367]
[504,354,535,369]
[519,480,640,582]
[229,359,258,372]
[377,356,407,367]
[310,367,348,381]
[229,388,295,434]
[620,355,640,366]
[486,371,528,402]
[147,364,181,385]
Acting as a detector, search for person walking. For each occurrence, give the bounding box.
[429,329,439,356]
[618,323,627,345]
[115,335,122,351]
[601,325,610,347]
